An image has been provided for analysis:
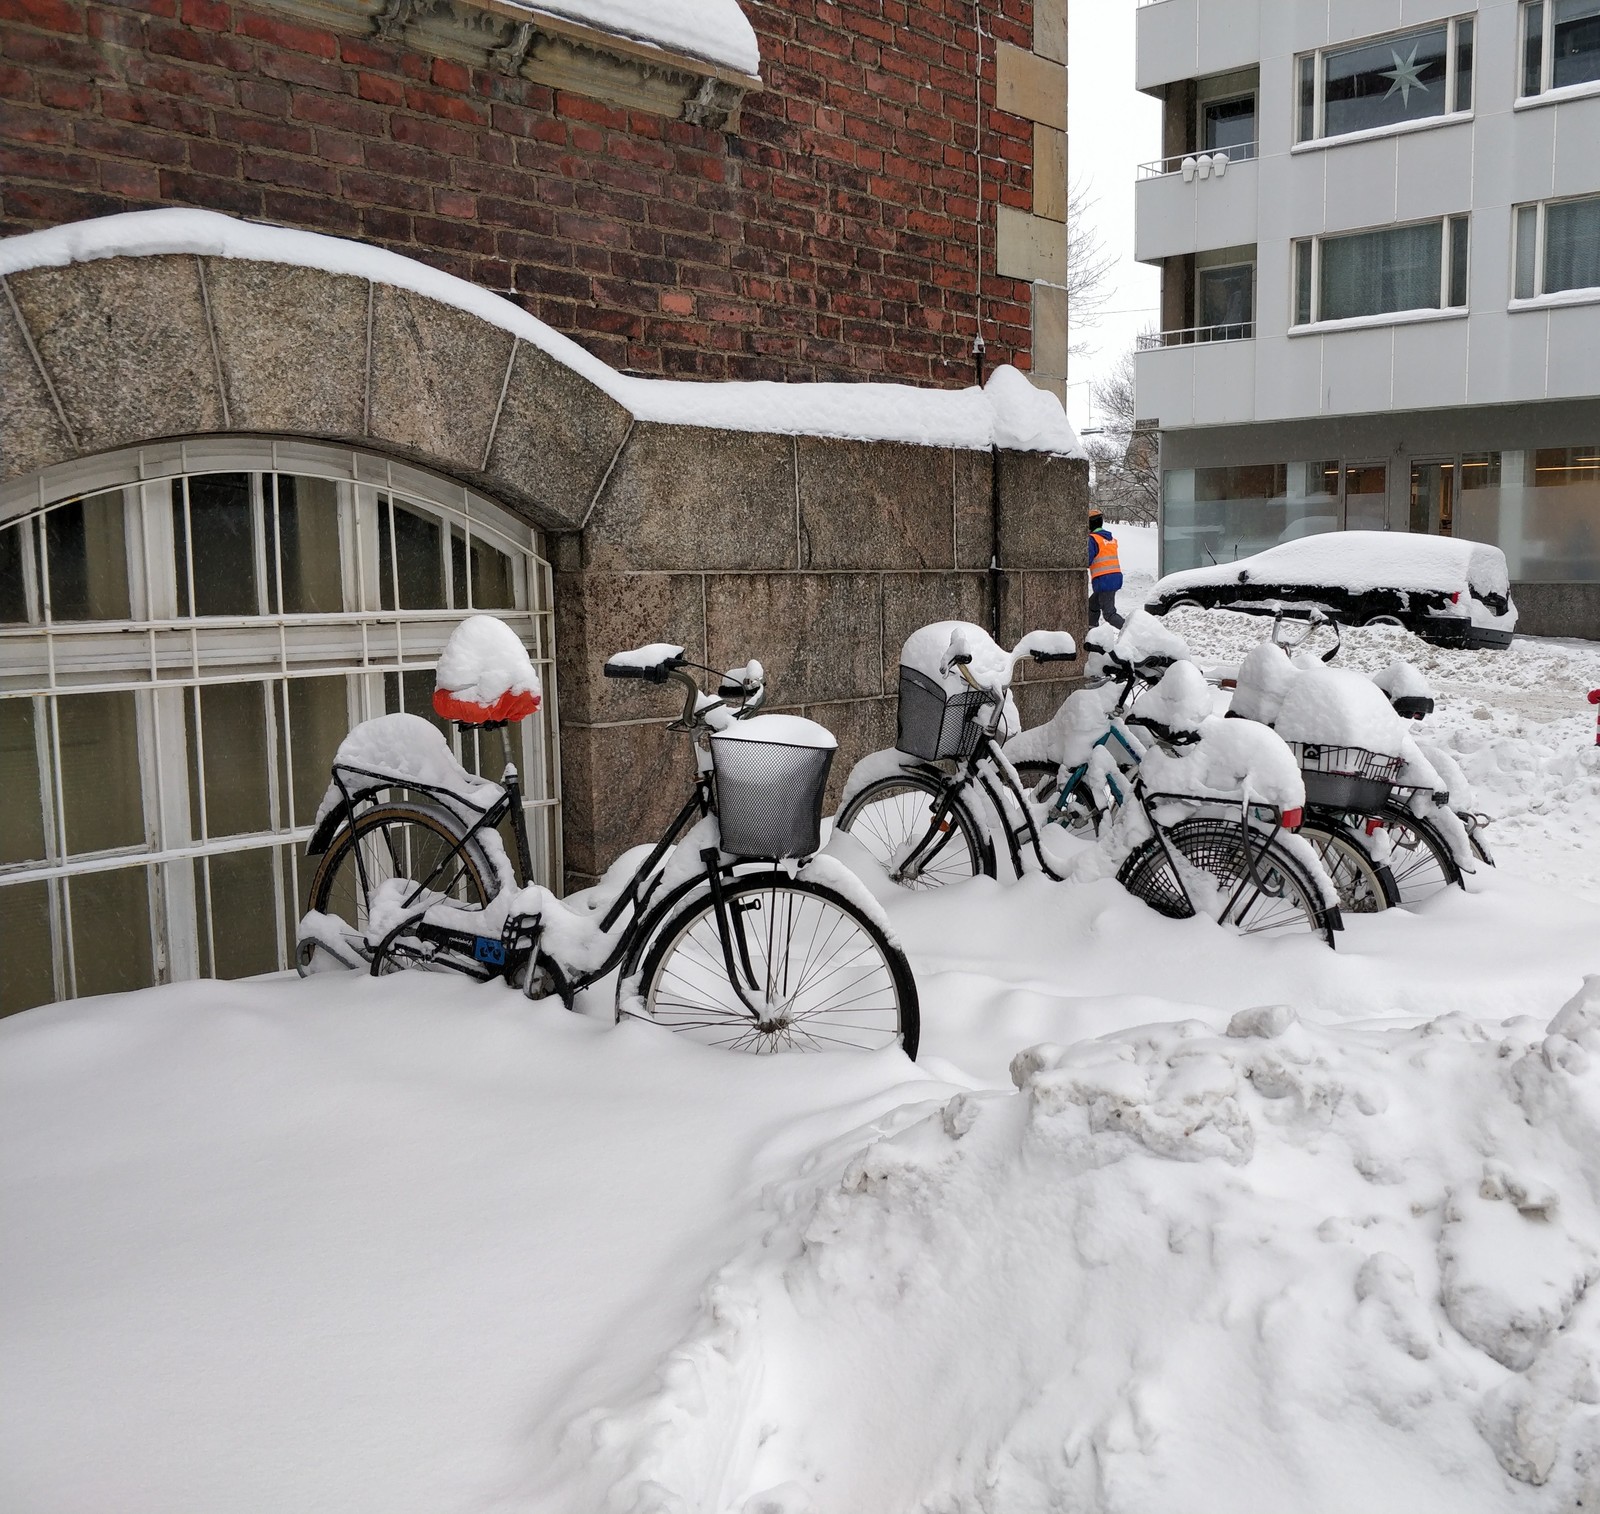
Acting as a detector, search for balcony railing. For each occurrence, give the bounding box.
[1138,322,1255,349]
[1136,143,1258,179]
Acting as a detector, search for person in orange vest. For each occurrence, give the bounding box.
[1087,512,1125,629]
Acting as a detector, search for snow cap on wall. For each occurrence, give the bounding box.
[520,0,761,76]
[0,210,1084,458]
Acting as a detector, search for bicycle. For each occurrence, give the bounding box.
[835,621,1341,945]
[297,626,919,1058]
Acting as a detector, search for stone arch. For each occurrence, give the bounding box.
[0,252,634,532]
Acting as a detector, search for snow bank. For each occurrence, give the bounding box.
[1276,666,1410,758]
[557,984,1600,1512]
[520,0,760,75]
[0,211,1084,456]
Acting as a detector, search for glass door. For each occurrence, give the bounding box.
[1409,460,1456,536]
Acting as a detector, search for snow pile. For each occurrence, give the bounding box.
[711,712,836,750]
[1139,712,1306,813]
[1374,657,1435,706]
[0,211,1084,457]
[901,620,1013,694]
[556,982,1600,1512]
[318,712,503,819]
[515,0,760,75]
[433,615,540,705]
[1004,683,1118,769]
[1230,638,1299,724]
[1113,608,1191,669]
[1275,666,1409,757]
[1131,659,1212,734]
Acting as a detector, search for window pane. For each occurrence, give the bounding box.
[1519,447,1600,579]
[68,866,153,999]
[1525,0,1546,94]
[196,850,280,979]
[1298,54,1316,141]
[188,682,272,838]
[1203,95,1255,155]
[470,535,516,609]
[1448,217,1470,306]
[43,492,129,622]
[283,676,350,829]
[1293,239,1313,324]
[1161,462,1344,571]
[1319,223,1443,321]
[1197,263,1254,335]
[378,498,444,611]
[1455,18,1474,111]
[0,520,27,624]
[1,697,46,866]
[1515,205,1540,297]
[0,880,56,1015]
[273,475,343,615]
[174,474,257,618]
[1323,26,1448,138]
[1346,465,1389,530]
[57,690,144,855]
[1553,0,1600,88]
[1544,196,1600,293]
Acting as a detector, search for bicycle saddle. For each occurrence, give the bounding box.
[1125,713,1203,749]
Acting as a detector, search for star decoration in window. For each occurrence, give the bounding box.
[1381,45,1431,104]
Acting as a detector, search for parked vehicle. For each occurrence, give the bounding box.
[1146,532,1517,649]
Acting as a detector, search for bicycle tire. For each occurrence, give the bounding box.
[629,874,920,1058]
[1300,819,1399,913]
[1117,817,1338,945]
[1379,802,1464,905]
[835,770,992,890]
[1012,759,1063,805]
[300,801,498,971]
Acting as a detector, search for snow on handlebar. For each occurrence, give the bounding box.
[602,642,688,682]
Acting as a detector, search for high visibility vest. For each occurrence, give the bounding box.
[1089,530,1121,581]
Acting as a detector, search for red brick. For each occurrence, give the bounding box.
[73,115,188,161]
[98,156,160,196]
[0,103,71,145]
[180,0,230,30]
[238,11,337,59]
[356,71,405,106]
[430,57,469,92]
[37,76,93,109]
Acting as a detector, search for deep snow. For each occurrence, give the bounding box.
[4,611,1600,1514]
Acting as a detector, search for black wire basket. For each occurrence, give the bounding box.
[711,729,835,858]
[895,665,986,761]
[1288,742,1405,813]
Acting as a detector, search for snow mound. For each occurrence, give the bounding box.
[433,615,540,704]
[318,712,503,822]
[1132,659,1212,734]
[1276,666,1410,758]
[558,986,1600,1511]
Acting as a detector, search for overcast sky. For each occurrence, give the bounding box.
[1066,2,1161,434]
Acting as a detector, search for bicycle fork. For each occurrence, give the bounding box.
[703,850,783,1026]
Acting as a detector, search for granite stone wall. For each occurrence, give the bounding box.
[0,250,1089,891]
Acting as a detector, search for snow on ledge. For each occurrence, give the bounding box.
[516,0,761,78]
[0,210,1084,458]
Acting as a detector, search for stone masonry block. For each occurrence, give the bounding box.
[996,206,1068,286]
[797,437,954,570]
[1035,0,1068,65]
[1034,125,1068,224]
[954,447,996,571]
[0,285,75,482]
[369,283,515,484]
[7,256,224,456]
[483,340,634,533]
[202,258,368,439]
[996,42,1066,129]
[555,569,705,726]
[583,424,795,573]
[801,695,897,812]
[705,573,881,708]
[997,450,1089,570]
[560,717,688,883]
[880,571,991,693]
[1033,282,1069,381]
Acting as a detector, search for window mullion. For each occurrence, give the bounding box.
[1545,0,1554,94]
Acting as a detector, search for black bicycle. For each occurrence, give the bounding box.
[297,643,919,1057]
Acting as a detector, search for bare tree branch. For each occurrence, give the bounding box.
[1084,342,1160,525]
[1065,178,1115,351]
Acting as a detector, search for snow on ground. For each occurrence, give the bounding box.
[4,613,1600,1514]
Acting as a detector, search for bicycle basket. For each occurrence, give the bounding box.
[1288,742,1404,813]
[895,665,986,761]
[711,715,837,858]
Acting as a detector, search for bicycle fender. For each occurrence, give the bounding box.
[305,799,355,857]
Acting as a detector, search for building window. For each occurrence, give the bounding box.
[1161,461,1341,573]
[1297,17,1474,143]
[1196,260,1255,340]
[1521,0,1600,96]
[1452,448,1600,581]
[1292,218,1470,326]
[1202,94,1257,159]
[0,440,559,1017]
[1513,193,1600,298]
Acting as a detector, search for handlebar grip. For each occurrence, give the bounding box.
[1029,649,1080,664]
[947,652,973,667]
[717,682,749,700]
[603,654,685,684]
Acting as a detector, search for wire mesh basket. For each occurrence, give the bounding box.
[895,665,986,762]
[711,728,836,858]
[1288,742,1405,813]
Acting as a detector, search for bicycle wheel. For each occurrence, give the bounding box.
[301,801,497,970]
[1380,803,1463,905]
[1011,759,1063,805]
[1300,819,1399,913]
[631,875,920,1058]
[1117,817,1337,945]
[835,770,991,890]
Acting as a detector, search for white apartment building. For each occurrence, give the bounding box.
[1134,0,1600,636]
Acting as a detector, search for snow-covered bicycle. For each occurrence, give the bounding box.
[297,617,919,1057]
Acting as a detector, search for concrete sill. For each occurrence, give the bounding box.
[1514,80,1600,111]
[1508,288,1600,313]
[1290,111,1472,155]
[1288,308,1467,338]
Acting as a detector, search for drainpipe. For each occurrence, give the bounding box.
[989,442,1002,641]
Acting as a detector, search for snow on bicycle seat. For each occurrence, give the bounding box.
[432,615,542,725]
[322,712,502,818]
[603,643,688,683]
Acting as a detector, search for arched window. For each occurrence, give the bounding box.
[0,439,557,1015]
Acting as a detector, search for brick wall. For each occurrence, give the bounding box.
[0,0,1043,384]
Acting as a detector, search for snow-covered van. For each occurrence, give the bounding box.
[1146,533,1517,649]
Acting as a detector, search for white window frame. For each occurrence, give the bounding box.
[1295,16,1475,147]
[0,438,560,1009]
[1290,216,1470,332]
[1519,0,1600,100]
[1511,192,1600,304]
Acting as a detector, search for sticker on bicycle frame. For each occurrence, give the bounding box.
[474,936,507,966]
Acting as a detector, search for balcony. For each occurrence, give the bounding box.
[1134,152,1258,263]
[1136,0,1260,94]
[1136,339,1258,430]
[1138,322,1255,349]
